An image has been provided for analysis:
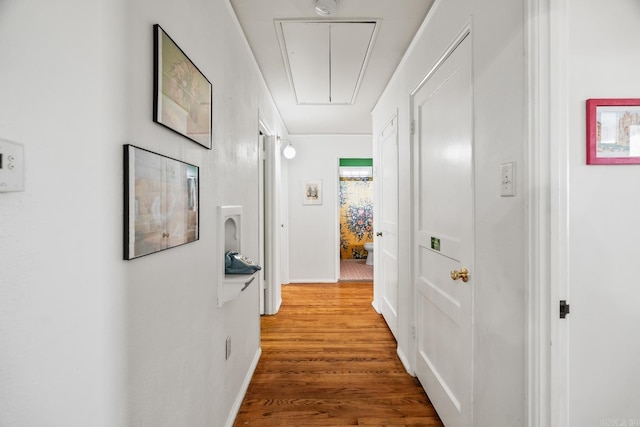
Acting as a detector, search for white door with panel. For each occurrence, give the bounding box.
[375,115,399,339]
[412,33,474,427]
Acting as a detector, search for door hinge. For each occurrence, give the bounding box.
[410,120,415,135]
[410,325,416,339]
[559,300,570,319]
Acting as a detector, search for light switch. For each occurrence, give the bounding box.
[0,139,25,192]
[500,162,515,197]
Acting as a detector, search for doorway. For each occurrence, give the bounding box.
[338,158,374,281]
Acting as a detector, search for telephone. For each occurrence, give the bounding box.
[225,251,262,275]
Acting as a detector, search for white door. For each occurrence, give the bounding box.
[412,33,474,427]
[375,115,399,339]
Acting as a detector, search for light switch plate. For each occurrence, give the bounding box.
[500,162,515,197]
[0,139,25,192]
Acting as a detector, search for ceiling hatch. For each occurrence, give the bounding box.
[275,20,379,105]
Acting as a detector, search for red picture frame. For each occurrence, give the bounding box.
[586,98,640,165]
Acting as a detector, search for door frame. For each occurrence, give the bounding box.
[525,0,569,426]
[335,156,376,284]
[264,133,282,315]
[258,117,283,315]
[258,118,270,315]
[335,157,341,283]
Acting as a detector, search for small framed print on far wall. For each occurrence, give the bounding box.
[586,98,640,165]
[303,179,322,205]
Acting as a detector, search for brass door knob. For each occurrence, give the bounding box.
[450,267,469,282]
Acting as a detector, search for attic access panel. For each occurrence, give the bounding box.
[276,20,378,105]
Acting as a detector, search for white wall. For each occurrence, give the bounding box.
[566,0,640,424]
[0,1,128,425]
[372,0,526,425]
[287,135,372,283]
[0,0,287,425]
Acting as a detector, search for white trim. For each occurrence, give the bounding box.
[225,347,262,427]
[396,347,413,376]
[409,25,471,97]
[525,0,550,425]
[258,115,273,136]
[264,135,283,315]
[258,116,271,315]
[335,156,341,283]
[525,1,569,426]
[371,300,380,314]
[548,0,570,425]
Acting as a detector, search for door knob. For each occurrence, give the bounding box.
[376,232,383,237]
[450,267,469,282]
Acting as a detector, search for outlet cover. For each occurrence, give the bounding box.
[0,139,25,192]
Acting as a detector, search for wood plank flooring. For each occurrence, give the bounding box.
[233,282,444,427]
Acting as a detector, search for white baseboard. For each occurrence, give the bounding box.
[371,299,381,314]
[225,346,262,427]
[397,346,414,376]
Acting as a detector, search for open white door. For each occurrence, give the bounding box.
[374,114,399,339]
[412,32,474,427]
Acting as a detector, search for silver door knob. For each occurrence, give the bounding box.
[376,232,382,237]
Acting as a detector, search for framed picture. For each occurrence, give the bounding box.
[303,179,322,205]
[124,145,199,260]
[586,98,640,165]
[153,24,212,149]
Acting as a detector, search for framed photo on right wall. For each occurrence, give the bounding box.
[586,98,640,165]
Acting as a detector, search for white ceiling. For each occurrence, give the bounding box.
[229,0,435,135]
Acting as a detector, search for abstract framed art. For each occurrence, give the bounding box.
[124,145,199,260]
[153,24,212,149]
[586,98,640,165]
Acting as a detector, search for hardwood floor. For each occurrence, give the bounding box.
[233,282,444,427]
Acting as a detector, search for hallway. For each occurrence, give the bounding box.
[234,282,443,426]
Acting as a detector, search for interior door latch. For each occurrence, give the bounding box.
[559,300,570,319]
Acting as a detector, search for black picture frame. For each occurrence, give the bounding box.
[124,145,200,260]
[153,24,212,149]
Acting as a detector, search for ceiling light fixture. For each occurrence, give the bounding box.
[314,0,337,16]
